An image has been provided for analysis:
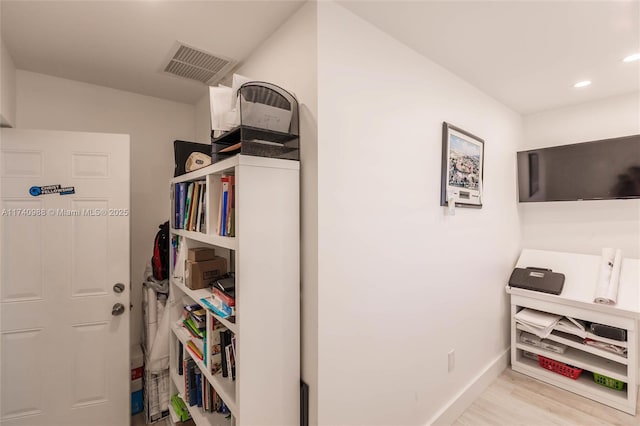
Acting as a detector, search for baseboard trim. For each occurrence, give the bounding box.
[427,348,510,426]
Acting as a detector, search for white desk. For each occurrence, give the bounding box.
[507,249,640,415]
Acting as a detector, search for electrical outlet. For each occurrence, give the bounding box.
[448,349,455,372]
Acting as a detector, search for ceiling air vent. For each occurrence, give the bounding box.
[163,43,236,85]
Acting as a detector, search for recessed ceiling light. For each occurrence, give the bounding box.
[623,53,640,63]
[573,80,591,88]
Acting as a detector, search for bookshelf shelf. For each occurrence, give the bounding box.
[172,324,238,417]
[173,279,238,334]
[508,249,639,416]
[172,385,231,426]
[168,154,300,426]
[515,324,628,365]
[514,356,629,404]
[171,229,237,251]
[515,342,627,381]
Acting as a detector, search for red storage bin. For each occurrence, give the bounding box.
[538,355,583,380]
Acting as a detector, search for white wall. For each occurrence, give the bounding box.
[0,39,16,127]
[15,70,196,347]
[316,2,522,425]
[521,92,640,258]
[195,2,320,422]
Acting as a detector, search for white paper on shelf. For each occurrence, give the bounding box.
[172,241,186,281]
[241,99,292,133]
[584,339,628,356]
[230,73,253,109]
[594,248,623,305]
[209,85,233,133]
[555,317,587,338]
[514,308,562,339]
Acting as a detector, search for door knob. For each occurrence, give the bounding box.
[113,283,125,293]
[112,303,125,316]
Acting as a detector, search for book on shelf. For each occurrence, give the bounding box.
[219,329,235,380]
[175,182,187,229]
[183,318,205,339]
[228,176,235,236]
[231,335,236,360]
[186,359,197,406]
[183,183,194,230]
[217,175,235,237]
[195,369,203,408]
[200,296,234,319]
[186,340,204,361]
[188,182,200,231]
[212,287,235,307]
[220,176,229,236]
[195,183,205,232]
[209,317,224,375]
[184,304,206,329]
[220,330,228,378]
[200,185,207,233]
[188,336,205,355]
[225,343,235,380]
[174,180,207,233]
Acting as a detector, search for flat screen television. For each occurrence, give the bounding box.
[517,134,640,202]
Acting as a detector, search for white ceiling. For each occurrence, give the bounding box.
[0,0,305,104]
[341,1,640,114]
[2,1,638,113]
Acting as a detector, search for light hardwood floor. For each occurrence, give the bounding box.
[454,369,639,426]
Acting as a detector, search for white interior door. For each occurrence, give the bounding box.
[0,129,130,426]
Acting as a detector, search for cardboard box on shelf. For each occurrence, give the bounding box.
[187,247,216,262]
[185,256,227,290]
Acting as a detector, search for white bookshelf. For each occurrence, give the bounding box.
[168,155,300,426]
[507,249,639,415]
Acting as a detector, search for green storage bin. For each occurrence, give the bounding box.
[593,372,625,391]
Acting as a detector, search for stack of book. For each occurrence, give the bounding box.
[182,304,206,361]
[181,358,229,414]
[217,175,235,237]
[175,180,207,233]
[200,275,236,320]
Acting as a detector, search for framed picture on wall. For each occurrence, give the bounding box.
[440,122,484,208]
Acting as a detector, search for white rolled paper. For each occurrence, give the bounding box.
[146,286,158,351]
[594,248,622,305]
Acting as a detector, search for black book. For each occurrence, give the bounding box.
[220,330,228,377]
[178,342,183,375]
[188,360,197,406]
[195,369,203,408]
